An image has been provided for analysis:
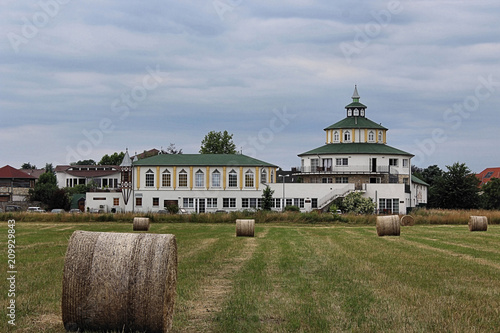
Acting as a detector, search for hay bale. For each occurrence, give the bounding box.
[469,216,488,232]
[236,219,255,237]
[133,217,150,231]
[400,215,415,226]
[62,231,177,333]
[376,215,400,236]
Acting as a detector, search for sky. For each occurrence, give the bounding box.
[1,0,499,173]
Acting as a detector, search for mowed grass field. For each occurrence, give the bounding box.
[1,221,499,332]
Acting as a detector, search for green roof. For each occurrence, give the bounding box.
[411,175,429,186]
[345,101,367,108]
[299,143,413,157]
[133,154,278,167]
[324,117,388,130]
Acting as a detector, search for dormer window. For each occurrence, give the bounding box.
[334,131,340,142]
[353,108,359,116]
[368,131,375,142]
[344,130,351,142]
[378,131,383,142]
[360,109,365,117]
[347,109,352,116]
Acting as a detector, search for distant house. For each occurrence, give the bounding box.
[476,167,500,186]
[19,168,46,181]
[0,165,36,202]
[55,165,121,190]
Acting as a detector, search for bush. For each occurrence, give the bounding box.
[284,205,300,212]
[166,204,179,214]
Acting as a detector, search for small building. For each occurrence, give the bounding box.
[55,165,121,190]
[0,165,36,202]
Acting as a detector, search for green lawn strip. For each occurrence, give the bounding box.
[354,228,500,332]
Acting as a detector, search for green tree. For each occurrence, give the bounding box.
[261,186,274,211]
[72,159,96,165]
[99,152,125,165]
[21,162,36,169]
[341,192,375,214]
[433,162,480,209]
[48,188,71,211]
[481,178,500,209]
[29,171,58,205]
[200,130,237,154]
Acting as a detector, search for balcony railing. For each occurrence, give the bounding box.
[294,165,391,174]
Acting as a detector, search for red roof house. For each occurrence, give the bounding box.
[476,167,500,186]
[0,165,36,202]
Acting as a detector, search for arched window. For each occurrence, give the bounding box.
[178,169,187,187]
[162,169,171,187]
[245,170,254,188]
[378,131,383,142]
[344,131,351,142]
[228,169,237,188]
[195,169,204,187]
[212,169,221,187]
[261,168,267,184]
[368,131,375,142]
[145,169,154,187]
[271,170,274,183]
[334,131,340,142]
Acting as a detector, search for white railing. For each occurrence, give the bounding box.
[317,184,354,209]
[294,165,390,174]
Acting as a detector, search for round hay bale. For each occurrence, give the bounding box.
[133,217,150,231]
[376,215,400,236]
[236,219,255,237]
[400,215,415,226]
[62,231,177,333]
[469,216,488,232]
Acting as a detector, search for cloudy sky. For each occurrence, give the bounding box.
[1,0,499,172]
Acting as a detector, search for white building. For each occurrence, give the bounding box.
[86,87,428,214]
[55,165,121,190]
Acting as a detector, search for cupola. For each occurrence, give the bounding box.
[345,85,367,118]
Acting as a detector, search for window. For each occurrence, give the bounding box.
[245,170,254,188]
[335,177,348,183]
[286,199,293,207]
[206,198,217,208]
[136,197,142,206]
[183,198,194,208]
[145,169,154,187]
[228,170,238,188]
[223,198,236,208]
[311,198,318,209]
[270,170,274,183]
[353,108,359,116]
[378,131,383,142]
[336,158,348,166]
[261,169,267,184]
[334,131,340,142]
[344,131,351,142]
[241,198,259,208]
[212,170,221,187]
[195,169,204,188]
[162,170,171,187]
[153,197,159,207]
[322,158,332,171]
[178,169,188,187]
[113,198,119,206]
[347,109,352,116]
[294,198,304,208]
[402,159,409,168]
[311,158,319,171]
[274,198,281,208]
[322,177,333,183]
[368,131,375,142]
[389,159,398,167]
[379,198,399,214]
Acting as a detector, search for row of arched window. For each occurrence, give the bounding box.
[143,168,273,189]
[329,130,384,143]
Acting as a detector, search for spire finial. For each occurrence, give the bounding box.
[352,85,360,100]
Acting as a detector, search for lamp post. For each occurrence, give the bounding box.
[278,174,290,212]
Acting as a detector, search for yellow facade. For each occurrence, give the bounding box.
[206,166,210,190]
[223,166,227,189]
[239,167,243,190]
[156,166,160,190]
[255,167,259,190]
[173,166,177,189]
[189,166,193,190]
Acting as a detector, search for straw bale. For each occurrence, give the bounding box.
[133,217,150,231]
[400,215,415,226]
[236,219,255,237]
[469,216,488,232]
[376,215,400,236]
[62,231,177,333]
